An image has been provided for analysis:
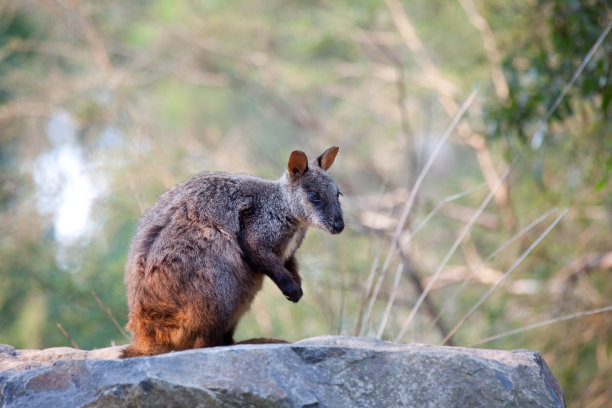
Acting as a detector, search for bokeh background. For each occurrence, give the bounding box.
[1,1,611,406]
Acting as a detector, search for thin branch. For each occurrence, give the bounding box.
[394,174,509,342]
[398,251,456,345]
[440,202,499,230]
[170,26,320,130]
[532,17,612,146]
[457,0,509,99]
[354,236,385,336]
[360,261,387,336]
[360,90,477,337]
[376,262,404,339]
[385,0,514,229]
[381,89,478,274]
[359,30,414,176]
[411,182,487,237]
[467,305,612,347]
[57,323,79,349]
[354,173,391,336]
[92,291,130,341]
[384,0,448,94]
[557,252,612,279]
[551,251,612,302]
[354,223,456,342]
[337,237,347,335]
[56,0,119,87]
[440,209,568,345]
[427,207,559,332]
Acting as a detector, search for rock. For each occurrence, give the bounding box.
[0,336,564,407]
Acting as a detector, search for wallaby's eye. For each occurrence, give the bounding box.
[308,192,322,202]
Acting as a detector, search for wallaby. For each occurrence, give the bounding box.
[123,147,344,357]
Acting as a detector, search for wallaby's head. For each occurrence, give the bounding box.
[283,146,344,234]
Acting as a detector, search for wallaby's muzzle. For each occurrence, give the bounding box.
[331,216,344,234]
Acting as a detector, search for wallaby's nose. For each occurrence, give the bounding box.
[332,218,344,234]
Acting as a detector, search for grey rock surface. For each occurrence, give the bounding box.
[0,336,565,408]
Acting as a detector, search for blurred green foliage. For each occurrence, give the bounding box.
[485,0,612,191]
[0,1,610,406]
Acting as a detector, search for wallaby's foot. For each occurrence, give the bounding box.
[122,344,149,358]
[122,341,175,358]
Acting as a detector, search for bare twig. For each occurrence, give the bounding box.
[57,323,79,349]
[354,236,385,336]
[360,260,387,336]
[92,291,130,341]
[384,0,449,97]
[557,252,612,279]
[337,237,347,335]
[376,262,404,339]
[456,0,509,99]
[381,89,478,274]
[467,305,612,347]
[411,182,487,236]
[550,251,612,302]
[55,0,118,88]
[427,207,559,332]
[532,18,612,146]
[170,27,320,131]
[355,183,489,233]
[398,253,455,345]
[385,0,515,230]
[439,202,499,230]
[354,174,391,336]
[358,30,415,175]
[440,209,568,345]
[359,90,477,336]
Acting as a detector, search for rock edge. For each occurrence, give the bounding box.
[0,336,565,408]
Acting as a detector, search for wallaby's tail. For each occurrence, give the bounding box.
[235,338,290,345]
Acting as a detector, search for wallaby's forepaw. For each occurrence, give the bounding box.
[286,287,303,303]
[281,281,303,302]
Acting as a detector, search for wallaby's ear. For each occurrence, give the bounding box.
[288,150,308,178]
[317,146,339,171]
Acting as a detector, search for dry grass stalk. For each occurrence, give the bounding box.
[56,323,79,349]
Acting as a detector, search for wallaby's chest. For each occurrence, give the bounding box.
[281,227,306,262]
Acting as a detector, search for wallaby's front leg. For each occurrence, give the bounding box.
[248,251,303,302]
[239,226,303,302]
[284,255,302,288]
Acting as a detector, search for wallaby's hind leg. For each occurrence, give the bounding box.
[192,325,236,349]
[191,326,289,349]
[192,333,228,349]
[122,303,193,358]
[222,327,235,345]
[122,321,178,358]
